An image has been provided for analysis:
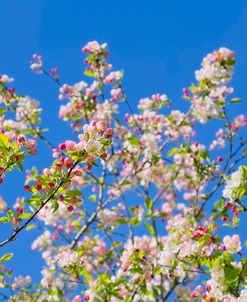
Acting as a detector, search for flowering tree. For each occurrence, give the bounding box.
[0,41,246,302]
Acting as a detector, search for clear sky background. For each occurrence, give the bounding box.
[0,0,247,292]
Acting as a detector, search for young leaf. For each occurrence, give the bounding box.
[0,217,9,223]
[145,197,153,211]
[0,253,13,262]
[230,98,242,104]
[127,135,140,146]
[168,147,179,157]
[145,223,155,234]
[0,133,10,149]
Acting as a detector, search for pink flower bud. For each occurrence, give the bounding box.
[67,205,73,212]
[14,156,20,162]
[190,292,197,299]
[64,158,73,169]
[70,197,80,203]
[194,231,202,238]
[73,169,83,176]
[217,156,223,162]
[30,149,37,156]
[54,163,63,170]
[195,285,203,293]
[225,201,231,209]
[27,139,37,149]
[53,149,60,158]
[17,135,26,146]
[57,225,64,231]
[84,294,90,302]
[16,208,23,216]
[206,284,211,292]
[59,143,66,150]
[86,156,94,163]
[65,140,76,151]
[52,232,59,241]
[73,295,82,302]
[59,157,65,164]
[0,167,4,175]
[86,164,92,171]
[24,185,31,192]
[105,128,113,139]
[182,88,189,97]
[96,121,106,132]
[100,153,107,160]
[12,217,21,224]
[35,181,42,191]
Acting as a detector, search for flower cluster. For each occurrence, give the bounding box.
[0,42,247,302]
[185,47,236,123]
[30,54,43,74]
[0,132,37,184]
[223,167,244,201]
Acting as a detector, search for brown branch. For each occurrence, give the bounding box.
[70,197,111,249]
[162,281,179,301]
[0,161,79,248]
[0,162,14,177]
[195,140,246,218]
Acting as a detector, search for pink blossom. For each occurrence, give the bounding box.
[223,235,241,254]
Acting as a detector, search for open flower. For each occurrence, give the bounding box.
[223,235,242,254]
[85,140,103,156]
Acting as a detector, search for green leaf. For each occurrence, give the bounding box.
[66,190,82,197]
[230,98,242,104]
[127,135,140,146]
[112,241,121,248]
[224,266,240,283]
[145,222,155,234]
[167,147,179,157]
[6,209,15,220]
[57,287,64,298]
[0,133,10,149]
[16,162,23,172]
[0,217,9,223]
[89,194,96,202]
[241,166,247,181]
[233,216,239,227]
[52,202,59,213]
[236,187,246,200]
[145,197,153,211]
[84,68,95,77]
[19,213,32,219]
[117,218,128,224]
[225,58,236,66]
[26,224,36,231]
[199,150,209,161]
[115,118,122,127]
[130,217,141,226]
[85,132,90,141]
[0,253,13,262]
[100,139,112,147]
[91,161,99,167]
[79,266,93,281]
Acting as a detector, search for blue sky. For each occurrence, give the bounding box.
[0,0,247,292]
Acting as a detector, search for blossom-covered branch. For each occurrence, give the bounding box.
[0,42,246,302]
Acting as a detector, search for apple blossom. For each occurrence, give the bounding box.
[0,42,246,302]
